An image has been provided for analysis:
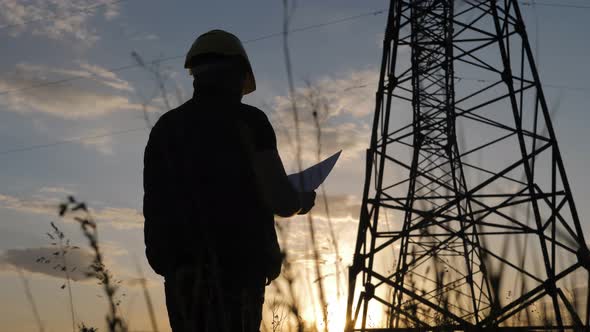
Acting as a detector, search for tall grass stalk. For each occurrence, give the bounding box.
[59,197,127,332]
[48,221,76,332]
[281,0,329,330]
[133,258,159,332]
[306,81,343,298]
[17,268,45,332]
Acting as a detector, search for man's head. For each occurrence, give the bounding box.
[185,30,256,96]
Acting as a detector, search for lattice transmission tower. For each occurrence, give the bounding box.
[345,0,590,330]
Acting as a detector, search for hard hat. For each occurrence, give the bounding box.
[185,29,256,95]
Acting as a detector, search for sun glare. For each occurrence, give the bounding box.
[306,297,384,331]
[325,299,347,332]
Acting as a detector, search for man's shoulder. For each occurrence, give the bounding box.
[152,99,193,131]
[239,103,270,122]
[239,103,277,149]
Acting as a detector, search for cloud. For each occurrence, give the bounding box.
[76,62,134,92]
[0,247,94,280]
[0,190,143,229]
[77,129,114,155]
[102,2,120,20]
[311,194,361,221]
[0,0,122,44]
[269,69,378,166]
[92,206,143,230]
[275,194,361,269]
[0,240,132,284]
[0,62,143,119]
[132,33,159,41]
[39,186,76,195]
[0,193,57,216]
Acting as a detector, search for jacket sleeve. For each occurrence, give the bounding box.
[143,122,177,276]
[244,107,289,279]
[245,108,301,216]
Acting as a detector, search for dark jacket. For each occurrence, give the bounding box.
[143,95,281,283]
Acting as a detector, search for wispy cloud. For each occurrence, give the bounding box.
[0,0,122,44]
[76,62,134,92]
[0,193,57,216]
[310,194,361,222]
[76,130,115,155]
[0,62,143,119]
[131,33,159,41]
[0,247,94,280]
[92,206,143,230]
[0,190,143,230]
[276,194,361,267]
[39,186,76,195]
[270,69,377,166]
[0,240,130,282]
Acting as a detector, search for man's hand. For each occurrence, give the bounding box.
[251,149,302,217]
[266,262,281,285]
[265,245,284,285]
[297,191,316,215]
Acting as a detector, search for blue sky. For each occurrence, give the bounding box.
[0,0,589,331]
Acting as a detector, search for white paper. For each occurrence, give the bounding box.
[288,150,341,192]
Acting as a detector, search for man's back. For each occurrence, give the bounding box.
[143,96,280,283]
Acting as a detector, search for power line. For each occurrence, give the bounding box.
[520,1,590,9]
[3,73,583,158]
[0,0,128,30]
[456,76,590,92]
[0,127,146,156]
[0,62,145,96]
[246,9,386,43]
[0,8,387,97]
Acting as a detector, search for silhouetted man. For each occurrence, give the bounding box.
[143,30,316,332]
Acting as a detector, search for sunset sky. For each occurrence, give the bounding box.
[0,0,589,331]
